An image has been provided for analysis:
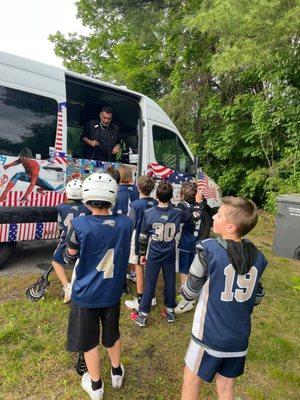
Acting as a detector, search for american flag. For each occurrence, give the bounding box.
[197,171,218,200]
[0,191,65,207]
[167,171,193,184]
[147,162,174,179]
[0,222,59,242]
[54,102,66,152]
[50,150,67,165]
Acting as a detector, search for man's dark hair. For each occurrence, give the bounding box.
[156,181,173,203]
[100,105,113,114]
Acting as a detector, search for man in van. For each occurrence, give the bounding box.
[81,106,121,162]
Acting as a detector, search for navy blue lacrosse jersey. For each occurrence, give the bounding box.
[57,202,91,242]
[192,238,267,354]
[129,197,158,255]
[71,214,133,308]
[177,201,203,252]
[141,204,183,262]
[112,184,139,215]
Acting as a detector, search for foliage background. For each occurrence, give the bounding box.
[50,0,300,210]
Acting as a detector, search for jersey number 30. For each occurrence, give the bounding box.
[152,222,176,242]
[221,265,258,302]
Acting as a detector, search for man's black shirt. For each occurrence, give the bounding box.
[80,120,120,161]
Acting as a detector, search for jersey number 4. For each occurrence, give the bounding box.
[221,264,258,302]
[96,249,114,279]
[63,212,86,227]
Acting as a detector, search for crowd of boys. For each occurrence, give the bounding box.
[48,165,267,400]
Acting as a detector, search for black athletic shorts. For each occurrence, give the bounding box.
[66,301,120,352]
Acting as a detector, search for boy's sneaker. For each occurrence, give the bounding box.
[125,297,157,311]
[151,297,157,307]
[126,272,137,282]
[76,352,88,376]
[81,373,104,400]
[130,312,147,327]
[111,364,125,389]
[161,308,175,323]
[125,297,139,310]
[63,283,72,304]
[174,299,195,314]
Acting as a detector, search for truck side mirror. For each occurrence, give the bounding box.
[191,156,199,175]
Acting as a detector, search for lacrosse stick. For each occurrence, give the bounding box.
[26,265,53,301]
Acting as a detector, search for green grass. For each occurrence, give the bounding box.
[0,212,299,399]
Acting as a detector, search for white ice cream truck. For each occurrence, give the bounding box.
[0,51,220,268]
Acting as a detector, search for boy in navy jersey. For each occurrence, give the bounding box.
[181,197,267,400]
[112,164,139,215]
[175,182,215,314]
[64,173,133,400]
[125,175,158,311]
[131,181,202,327]
[52,179,90,303]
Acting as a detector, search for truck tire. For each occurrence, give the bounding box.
[0,242,17,270]
[294,246,300,260]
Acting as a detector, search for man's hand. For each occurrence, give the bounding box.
[112,144,121,154]
[140,255,147,266]
[89,140,99,148]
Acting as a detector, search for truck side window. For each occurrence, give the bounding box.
[152,125,177,169]
[152,125,191,172]
[0,85,57,159]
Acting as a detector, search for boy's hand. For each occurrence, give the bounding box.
[195,183,204,203]
[140,255,147,266]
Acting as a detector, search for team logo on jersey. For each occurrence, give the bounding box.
[103,219,115,227]
[160,215,169,221]
[71,206,79,211]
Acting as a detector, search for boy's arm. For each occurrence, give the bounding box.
[128,205,137,229]
[63,224,80,264]
[254,281,265,306]
[180,242,208,301]
[57,210,63,235]
[138,216,149,257]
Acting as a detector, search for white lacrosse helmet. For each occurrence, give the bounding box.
[66,179,83,200]
[82,173,118,207]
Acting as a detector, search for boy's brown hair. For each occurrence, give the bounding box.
[222,196,258,237]
[156,181,173,203]
[106,166,120,184]
[137,175,155,196]
[180,182,197,203]
[118,164,133,184]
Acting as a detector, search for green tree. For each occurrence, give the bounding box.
[50,0,300,208]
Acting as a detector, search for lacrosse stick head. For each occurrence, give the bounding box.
[26,275,50,301]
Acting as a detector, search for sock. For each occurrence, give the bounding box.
[137,293,143,303]
[111,365,123,376]
[167,307,174,314]
[91,378,102,391]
